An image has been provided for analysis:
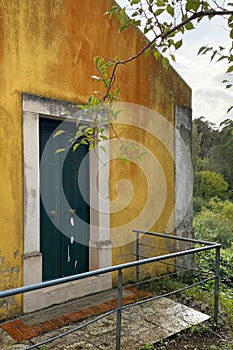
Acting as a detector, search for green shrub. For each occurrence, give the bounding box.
[194,203,233,248]
[194,171,229,201]
[195,249,233,288]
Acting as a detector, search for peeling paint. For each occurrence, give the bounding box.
[13,250,19,259]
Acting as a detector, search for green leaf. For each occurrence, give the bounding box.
[186,0,201,12]
[157,0,166,6]
[210,50,217,62]
[54,148,66,154]
[100,134,108,140]
[89,143,95,150]
[230,29,233,39]
[170,54,176,62]
[226,65,233,73]
[144,47,151,58]
[73,143,80,152]
[130,0,140,4]
[93,56,99,64]
[162,57,169,69]
[53,130,66,138]
[119,8,127,25]
[174,39,183,50]
[131,19,141,26]
[119,24,129,32]
[167,4,174,17]
[217,55,227,62]
[100,145,107,153]
[154,8,165,16]
[153,51,161,60]
[108,5,119,18]
[198,46,210,55]
[114,87,120,97]
[185,22,195,30]
[85,128,94,135]
[97,57,104,70]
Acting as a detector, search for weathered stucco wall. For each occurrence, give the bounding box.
[0,0,191,318]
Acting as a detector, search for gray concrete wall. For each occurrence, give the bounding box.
[175,105,194,272]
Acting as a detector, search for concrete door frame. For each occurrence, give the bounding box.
[22,94,112,313]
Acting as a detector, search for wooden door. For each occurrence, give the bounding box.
[39,118,89,281]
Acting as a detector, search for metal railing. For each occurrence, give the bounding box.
[0,231,221,350]
[133,230,221,321]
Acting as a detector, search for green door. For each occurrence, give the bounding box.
[39,117,90,281]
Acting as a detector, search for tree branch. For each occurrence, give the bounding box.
[101,9,233,103]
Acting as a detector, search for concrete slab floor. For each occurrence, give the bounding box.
[0,287,210,350]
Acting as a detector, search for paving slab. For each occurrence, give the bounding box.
[0,287,210,350]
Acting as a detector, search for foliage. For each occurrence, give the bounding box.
[207,198,233,229]
[193,196,205,214]
[193,117,219,161]
[194,206,233,248]
[194,170,229,202]
[195,248,233,288]
[192,118,233,196]
[220,292,233,326]
[210,119,233,190]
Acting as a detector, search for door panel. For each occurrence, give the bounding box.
[39,118,90,281]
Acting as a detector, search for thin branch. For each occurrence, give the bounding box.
[102,9,233,103]
[94,7,233,159]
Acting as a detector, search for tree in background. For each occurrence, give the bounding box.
[193,117,233,201]
[194,170,229,202]
[192,118,233,247]
[194,198,233,248]
[211,119,233,190]
[193,117,219,160]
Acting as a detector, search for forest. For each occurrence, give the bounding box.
[192,117,233,250]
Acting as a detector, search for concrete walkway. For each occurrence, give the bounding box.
[0,286,210,349]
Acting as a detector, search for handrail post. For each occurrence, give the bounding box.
[116,268,123,350]
[136,231,139,285]
[214,245,221,322]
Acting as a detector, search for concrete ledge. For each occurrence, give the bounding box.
[23,274,112,313]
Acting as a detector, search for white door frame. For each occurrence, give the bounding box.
[22,94,112,313]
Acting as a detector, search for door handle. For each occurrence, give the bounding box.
[49,210,56,217]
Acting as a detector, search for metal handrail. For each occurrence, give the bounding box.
[133,230,221,324]
[0,231,221,350]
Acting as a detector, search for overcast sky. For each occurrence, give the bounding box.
[115,1,233,125]
[173,16,233,125]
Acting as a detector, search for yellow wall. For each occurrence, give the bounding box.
[0,0,191,317]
